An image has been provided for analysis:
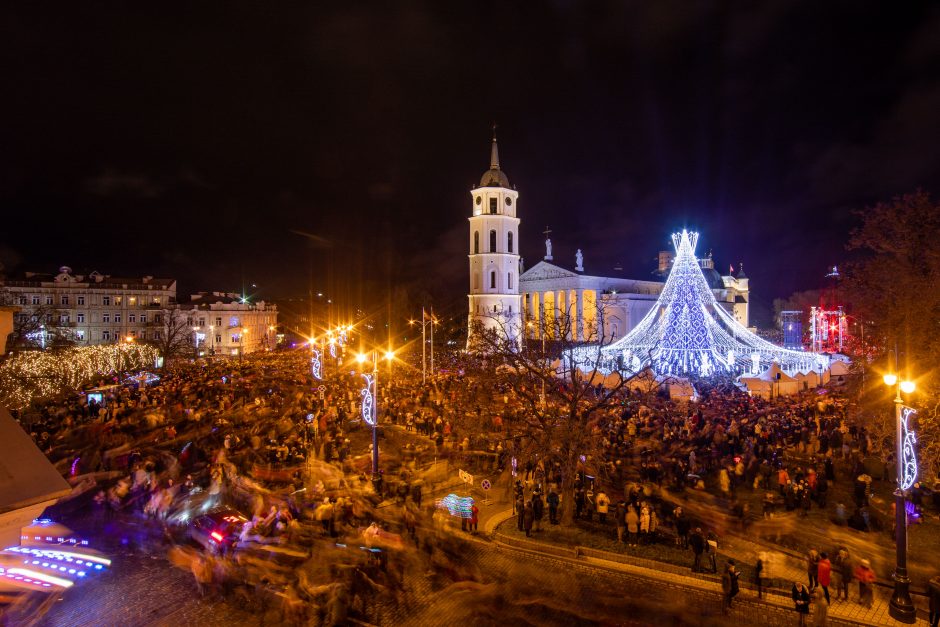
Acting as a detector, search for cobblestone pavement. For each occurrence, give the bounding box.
[17,522,881,627]
[15,518,765,627]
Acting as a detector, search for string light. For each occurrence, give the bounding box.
[0,344,159,409]
[435,494,474,518]
[570,229,826,377]
[360,373,375,426]
[900,406,918,490]
[311,350,322,380]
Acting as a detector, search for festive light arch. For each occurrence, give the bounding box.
[570,229,828,377]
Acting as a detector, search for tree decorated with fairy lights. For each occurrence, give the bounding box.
[570,229,825,378]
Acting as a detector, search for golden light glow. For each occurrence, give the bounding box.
[900,380,916,394]
[883,373,898,387]
[124,336,135,343]
[384,350,395,361]
[356,353,368,364]
[0,344,159,409]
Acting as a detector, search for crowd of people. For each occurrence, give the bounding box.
[9,343,940,624]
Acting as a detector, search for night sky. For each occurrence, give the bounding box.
[2,3,939,325]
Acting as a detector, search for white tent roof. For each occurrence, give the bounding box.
[829,360,850,376]
[753,362,796,383]
[0,407,70,515]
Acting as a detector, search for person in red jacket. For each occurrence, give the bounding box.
[817,552,832,604]
[854,559,876,608]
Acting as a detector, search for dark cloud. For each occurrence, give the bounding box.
[84,169,162,198]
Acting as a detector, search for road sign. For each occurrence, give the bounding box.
[480,479,491,491]
[458,469,473,485]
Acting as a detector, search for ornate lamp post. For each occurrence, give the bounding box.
[883,366,918,624]
[357,348,395,482]
[358,352,379,477]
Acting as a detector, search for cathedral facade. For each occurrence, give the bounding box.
[466,133,750,348]
[519,245,750,344]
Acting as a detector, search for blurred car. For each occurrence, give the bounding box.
[189,508,248,554]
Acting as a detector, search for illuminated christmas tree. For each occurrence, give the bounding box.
[571,230,825,377]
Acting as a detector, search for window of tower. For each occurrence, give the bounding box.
[489,198,497,214]
[489,230,497,253]
[508,272,512,289]
[490,271,496,289]
[507,231,513,253]
[474,231,479,254]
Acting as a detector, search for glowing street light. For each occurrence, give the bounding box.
[883,354,918,624]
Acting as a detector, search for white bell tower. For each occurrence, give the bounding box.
[467,129,522,349]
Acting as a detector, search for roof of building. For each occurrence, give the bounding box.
[479,132,511,188]
[0,406,71,515]
[736,263,748,279]
[3,267,175,290]
[700,267,725,290]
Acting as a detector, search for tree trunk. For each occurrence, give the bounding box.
[559,452,579,526]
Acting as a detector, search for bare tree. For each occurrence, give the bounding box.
[147,307,194,368]
[0,291,77,350]
[465,300,657,526]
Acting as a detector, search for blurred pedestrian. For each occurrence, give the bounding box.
[928,575,940,627]
[813,587,829,626]
[792,582,811,625]
[833,547,852,601]
[721,559,739,613]
[817,551,831,604]
[854,559,875,608]
[523,502,534,537]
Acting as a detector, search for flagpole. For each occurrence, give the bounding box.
[422,306,427,385]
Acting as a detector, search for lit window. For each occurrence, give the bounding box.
[128,297,136,305]
[76,330,85,341]
[114,296,122,306]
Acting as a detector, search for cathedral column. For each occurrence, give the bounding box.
[556,290,565,339]
[541,291,551,339]
[575,290,584,342]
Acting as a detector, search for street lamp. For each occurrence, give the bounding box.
[883,362,918,624]
[357,350,380,481]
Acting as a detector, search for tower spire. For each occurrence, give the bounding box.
[490,122,500,170]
